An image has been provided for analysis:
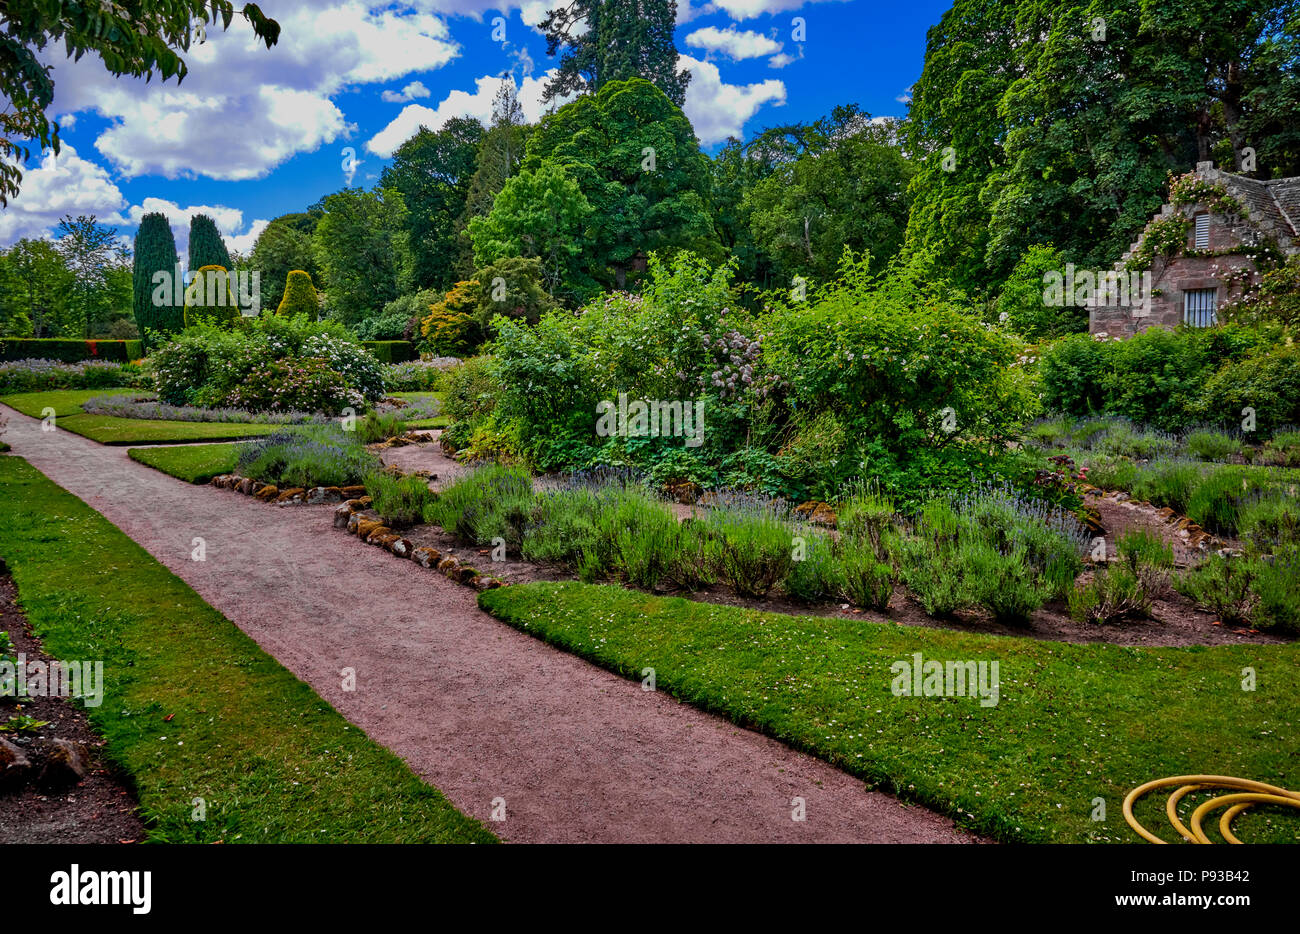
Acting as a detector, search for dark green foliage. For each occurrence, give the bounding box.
[188,214,232,271]
[0,338,142,362]
[132,212,181,348]
[360,341,416,364]
[539,0,690,106]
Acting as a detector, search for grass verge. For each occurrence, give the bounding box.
[1,388,139,417]
[0,455,495,843]
[53,413,279,445]
[129,443,244,484]
[479,581,1300,844]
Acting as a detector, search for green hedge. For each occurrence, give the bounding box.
[361,340,416,364]
[1,338,144,363]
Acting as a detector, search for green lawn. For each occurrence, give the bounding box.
[2,389,280,445]
[129,443,244,484]
[54,413,279,445]
[0,456,494,844]
[480,581,1300,844]
[1,387,140,417]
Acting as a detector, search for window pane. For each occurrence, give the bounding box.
[1183,288,1216,327]
[1194,214,1210,250]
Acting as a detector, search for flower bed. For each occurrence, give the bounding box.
[0,358,148,393]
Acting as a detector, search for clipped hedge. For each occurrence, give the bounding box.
[277,269,320,319]
[1,338,144,363]
[361,340,416,364]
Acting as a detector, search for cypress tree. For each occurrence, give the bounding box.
[189,214,232,271]
[132,212,181,349]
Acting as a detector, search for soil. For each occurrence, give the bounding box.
[2,403,978,843]
[379,437,1288,649]
[0,576,144,844]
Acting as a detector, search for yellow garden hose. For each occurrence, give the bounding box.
[1123,775,1300,843]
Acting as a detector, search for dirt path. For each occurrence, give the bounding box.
[0,404,977,843]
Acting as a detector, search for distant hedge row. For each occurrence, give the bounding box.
[361,340,416,364]
[1,339,144,363]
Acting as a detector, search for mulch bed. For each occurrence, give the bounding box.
[0,574,144,844]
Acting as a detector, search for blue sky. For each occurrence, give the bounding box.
[1,0,952,257]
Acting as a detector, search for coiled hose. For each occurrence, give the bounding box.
[1123,775,1300,843]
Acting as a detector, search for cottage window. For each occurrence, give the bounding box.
[1183,288,1217,327]
[1193,213,1210,250]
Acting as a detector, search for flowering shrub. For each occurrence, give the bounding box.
[383,359,457,392]
[149,316,383,414]
[0,358,146,393]
[81,394,324,424]
[226,358,362,415]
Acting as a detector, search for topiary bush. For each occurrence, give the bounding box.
[183,265,241,328]
[277,270,320,319]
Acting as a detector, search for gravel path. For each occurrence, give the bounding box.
[1,404,978,843]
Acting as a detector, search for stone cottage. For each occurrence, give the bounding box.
[1089,161,1300,337]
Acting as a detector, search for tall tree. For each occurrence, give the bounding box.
[0,238,73,337]
[188,214,232,271]
[380,117,485,292]
[708,137,780,290]
[133,212,182,347]
[743,106,914,284]
[312,187,412,325]
[540,0,690,106]
[0,2,279,206]
[456,79,532,276]
[55,214,128,338]
[524,77,717,290]
[250,215,318,312]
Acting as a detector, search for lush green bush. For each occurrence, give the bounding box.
[356,411,406,444]
[1039,333,1112,417]
[277,270,320,319]
[149,316,383,414]
[383,361,452,392]
[365,473,437,528]
[996,244,1086,339]
[360,341,416,364]
[183,265,241,328]
[0,358,147,392]
[1,338,143,362]
[237,425,380,488]
[1175,556,1258,627]
[1185,429,1242,462]
[358,291,437,341]
[1195,343,1300,437]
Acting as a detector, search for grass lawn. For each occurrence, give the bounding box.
[480,582,1300,844]
[1,387,140,417]
[406,416,450,429]
[2,389,281,445]
[129,443,244,484]
[0,455,495,843]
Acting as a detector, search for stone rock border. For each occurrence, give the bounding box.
[209,473,505,593]
[336,498,504,592]
[1082,486,1226,554]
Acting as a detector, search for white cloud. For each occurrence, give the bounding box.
[680,55,785,145]
[710,0,850,21]
[44,2,459,181]
[125,197,265,264]
[367,72,559,157]
[685,26,781,60]
[0,144,128,245]
[381,81,432,103]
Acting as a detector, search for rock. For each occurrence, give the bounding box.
[333,503,354,529]
[437,556,458,573]
[472,575,502,592]
[0,737,32,790]
[412,546,442,568]
[390,538,414,558]
[275,487,306,504]
[1217,547,1244,559]
[1113,492,1130,502]
[449,564,478,584]
[340,486,367,498]
[386,436,410,447]
[1156,507,1177,521]
[237,477,256,495]
[306,486,343,505]
[32,738,89,789]
[357,520,388,542]
[1083,508,1105,535]
[793,501,838,528]
[370,531,401,550]
[346,512,365,534]
[211,474,234,489]
[667,481,702,505]
[254,485,279,502]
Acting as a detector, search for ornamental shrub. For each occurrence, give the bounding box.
[183,265,241,328]
[277,270,320,319]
